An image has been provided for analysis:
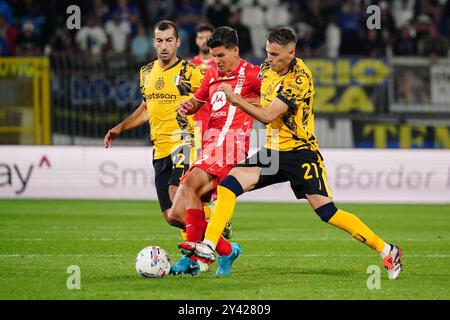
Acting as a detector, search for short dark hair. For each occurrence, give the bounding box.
[153,20,179,39]
[207,26,239,49]
[267,27,297,46]
[196,23,215,34]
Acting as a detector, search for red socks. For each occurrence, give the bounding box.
[216,235,232,256]
[185,208,232,257]
[185,209,205,242]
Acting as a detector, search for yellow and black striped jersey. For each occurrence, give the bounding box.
[260,57,319,152]
[140,58,204,159]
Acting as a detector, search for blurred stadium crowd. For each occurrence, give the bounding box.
[0,0,449,61]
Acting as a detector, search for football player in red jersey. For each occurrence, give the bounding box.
[191,23,216,71]
[191,23,234,242]
[190,23,216,151]
[168,27,261,276]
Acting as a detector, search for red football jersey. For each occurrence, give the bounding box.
[191,54,216,71]
[191,54,216,140]
[193,59,261,169]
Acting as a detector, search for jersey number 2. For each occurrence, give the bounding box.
[174,153,185,169]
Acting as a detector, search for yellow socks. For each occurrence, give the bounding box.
[203,205,212,220]
[204,185,237,248]
[328,209,386,253]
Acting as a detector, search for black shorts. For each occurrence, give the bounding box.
[153,145,191,212]
[235,148,332,200]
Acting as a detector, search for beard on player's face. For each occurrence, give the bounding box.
[200,46,210,55]
[158,52,173,62]
[157,46,177,62]
[197,31,212,55]
[153,29,179,64]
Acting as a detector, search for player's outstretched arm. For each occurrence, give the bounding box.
[243,96,261,108]
[178,97,204,116]
[218,84,287,125]
[104,100,149,148]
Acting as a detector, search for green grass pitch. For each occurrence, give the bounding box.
[1,200,449,300]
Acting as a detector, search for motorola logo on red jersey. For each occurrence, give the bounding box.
[211,91,227,111]
[211,110,227,118]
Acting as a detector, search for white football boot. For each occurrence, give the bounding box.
[383,244,403,280]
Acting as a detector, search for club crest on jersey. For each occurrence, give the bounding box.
[155,78,165,90]
[211,91,227,111]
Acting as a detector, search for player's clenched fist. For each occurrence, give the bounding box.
[178,99,195,116]
[217,83,238,104]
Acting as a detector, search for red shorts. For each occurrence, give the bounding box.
[180,156,233,203]
[181,133,249,202]
[194,160,233,187]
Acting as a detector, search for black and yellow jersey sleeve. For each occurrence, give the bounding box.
[186,61,204,93]
[140,61,155,102]
[263,58,318,152]
[175,60,204,96]
[139,59,204,159]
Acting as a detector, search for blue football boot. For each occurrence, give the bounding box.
[215,243,241,277]
[170,256,200,276]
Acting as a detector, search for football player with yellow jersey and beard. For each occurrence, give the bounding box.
[181,27,403,280]
[104,20,203,228]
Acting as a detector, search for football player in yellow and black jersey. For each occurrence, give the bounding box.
[181,27,403,280]
[104,20,203,227]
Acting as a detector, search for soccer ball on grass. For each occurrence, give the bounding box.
[135,245,171,278]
